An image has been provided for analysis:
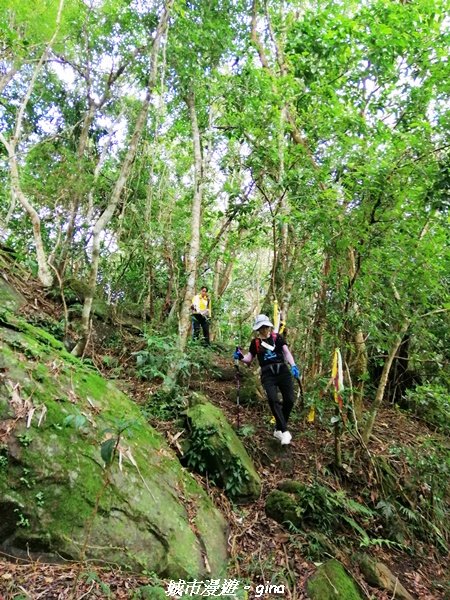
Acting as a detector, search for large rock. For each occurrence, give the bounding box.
[307,559,363,600]
[230,367,264,407]
[0,275,25,313]
[0,308,228,578]
[184,395,261,502]
[357,554,415,600]
[265,489,302,528]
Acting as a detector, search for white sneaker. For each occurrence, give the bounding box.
[281,431,292,445]
[273,430,283,441]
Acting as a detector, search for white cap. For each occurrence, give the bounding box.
[252,314,274,331]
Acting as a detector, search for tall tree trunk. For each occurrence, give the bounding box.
[57,101,97,278]
[310,252,331,377]
[0,141,53,287]
[346,247,367,419]
[352,328,368,420]
[71,0,173,356]
[178,89,204,350]
[362,318,410,443]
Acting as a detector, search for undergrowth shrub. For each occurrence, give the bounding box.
[293,482,376,541]
[142,387,188,421]
[279,482,401,555]
[184,425,250,498]
[387,438,449,553]
[404,384,450,433]
[134,334,218,385]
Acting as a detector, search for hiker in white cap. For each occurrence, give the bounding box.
[233,314,300,445]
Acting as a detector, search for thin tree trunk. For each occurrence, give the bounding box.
[310,252,331,377]
[0,139,53,287]
[0,0,65,287]
[362,318,410,443]
[57,102,98,277]
[72,0,172,356]
[352,328,368,419]
[178,89,204,350]
[346,247,367,419]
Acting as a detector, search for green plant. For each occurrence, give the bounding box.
[185,426,218,475]
[404,384,450,433]
[287,481,377,544]
[359,536,405,550]
[224,458,251,498]
[133,333,182,381]
[19,468,35,489]
[17,432,33,447]
[237,424,255,437]
[184,426,250,498]
[386,439,449,553]
[134,333,218,389]
[63,412,88,430]
[82,571,111,596]
[142,387,188,421]
[14,508,30,528]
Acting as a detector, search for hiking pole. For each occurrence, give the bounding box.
[295,376,304,409]
[234,348,241,430]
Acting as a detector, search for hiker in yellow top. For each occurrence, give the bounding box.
[191,286,211,345]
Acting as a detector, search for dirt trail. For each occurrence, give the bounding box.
[0,293,447,598]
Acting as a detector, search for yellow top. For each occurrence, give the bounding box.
[192,293,210,316]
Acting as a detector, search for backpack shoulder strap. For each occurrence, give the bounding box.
[255,334,278,353]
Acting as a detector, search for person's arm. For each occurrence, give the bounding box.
[282,344,295,366]
[283,344,300,378]
[234,342,255,365]
[241,351,254,365]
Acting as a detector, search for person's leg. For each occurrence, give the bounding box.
[192,316,201,339]
[262,372,288,432]
[277,368,295,426]
[201,316,210,345]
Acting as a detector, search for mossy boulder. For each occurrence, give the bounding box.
[229,368,264,406]
[265,480,309,528]
[0,310,228,578]
[357,554,415,600]
[265,490,302,528]
[184,398,261,502]
[307,559,363,600]
[0,276,25,313]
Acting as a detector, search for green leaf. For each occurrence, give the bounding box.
[101,438,116,466]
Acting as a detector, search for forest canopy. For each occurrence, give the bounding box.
[0,0,449,427]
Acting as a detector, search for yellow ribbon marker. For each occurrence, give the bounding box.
[332,347,345,421]
[273,299,280,332]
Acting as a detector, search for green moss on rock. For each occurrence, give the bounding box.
[0,309,228,578]
[277,479,308,495]
[0,278,25,313]
[185,401,261,502]
[265,490,302,528]
[307,559,363,600]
